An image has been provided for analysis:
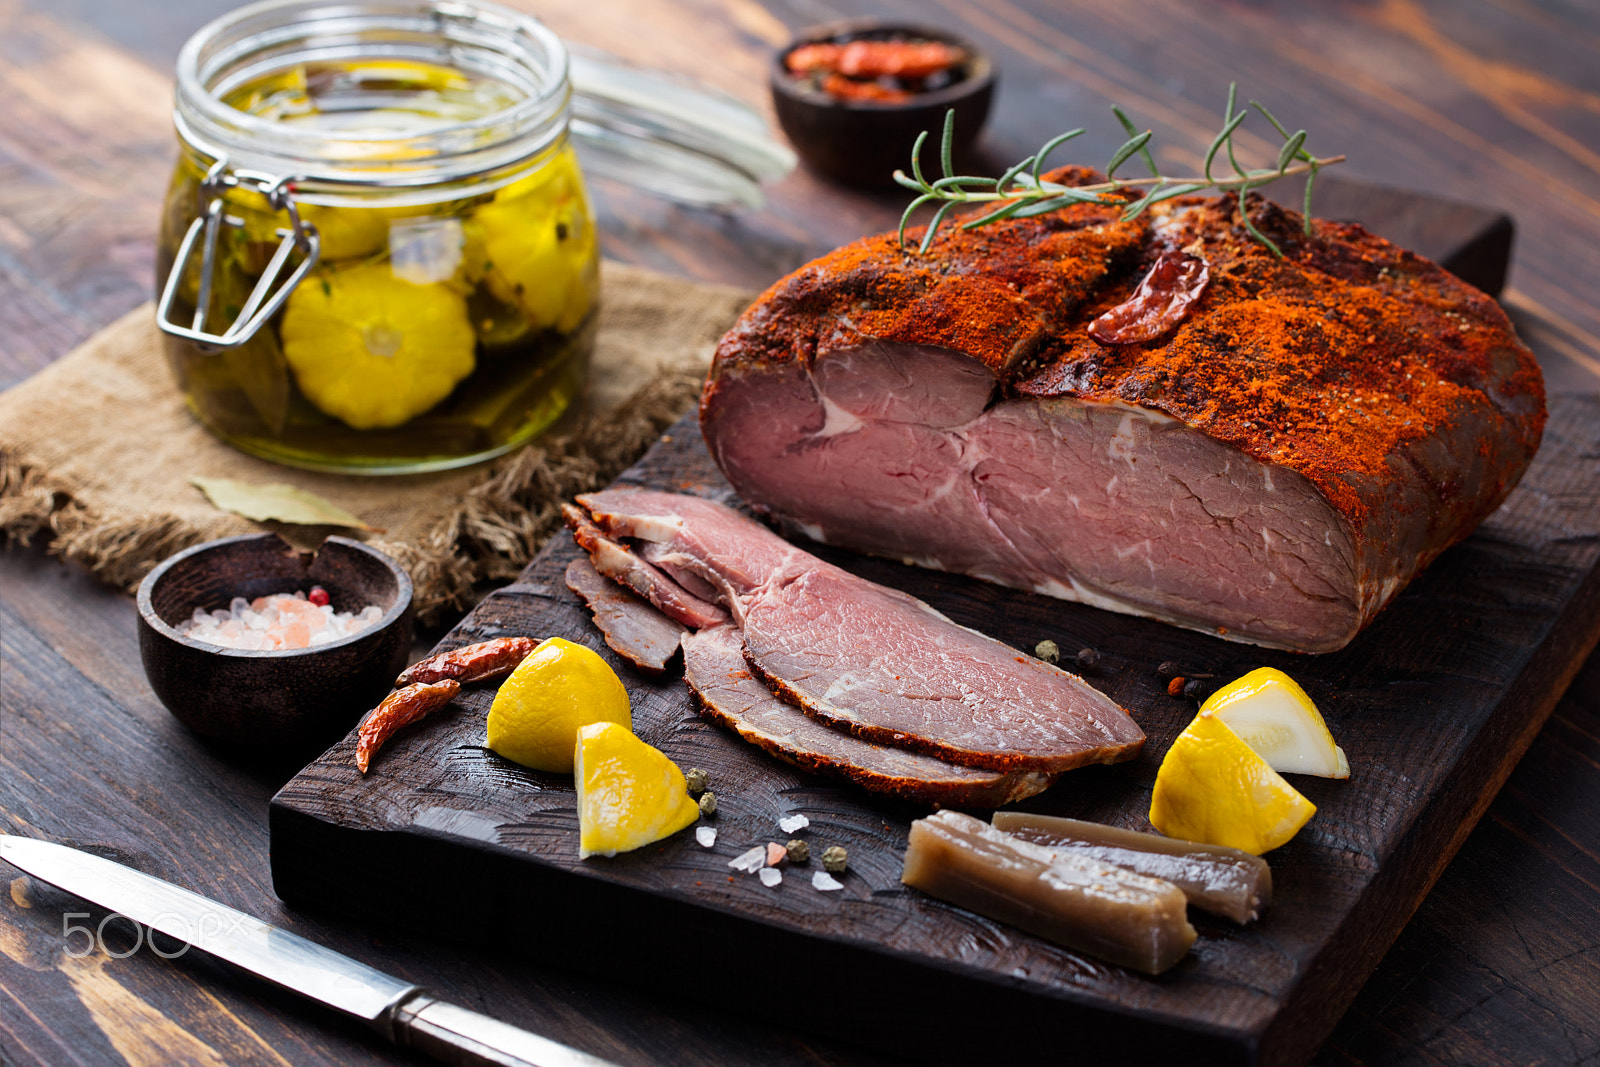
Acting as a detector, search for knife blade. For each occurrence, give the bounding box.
[0,835,616,1067]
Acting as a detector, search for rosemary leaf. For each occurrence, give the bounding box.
[1235,182,1284,259]
[919,200,959,253]
[1031,128,1087,185]
[997,155,1036,194]
[961,197,1032,229]
[1303,161,1320,236]
[1203,111,1249,182]
[1111,105,1160,177]
[898,193,937,249]
[892,170,924,192]
[939,110,956,180]
[1249,99,1293,140]
[909,129,931,187]
[931,174,993,191]
[1276,131,1307,173]
[1107,130,1154,179]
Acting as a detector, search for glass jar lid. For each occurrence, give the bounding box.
[173,0,571,194]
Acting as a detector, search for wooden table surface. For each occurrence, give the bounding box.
[1,1,1597,1064]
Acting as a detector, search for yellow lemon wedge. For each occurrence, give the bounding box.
[1203,668,1350,778]
[280,261,475,429]
[486,637,630,773]
[1149,711,1317,855]
[574,721,700,859]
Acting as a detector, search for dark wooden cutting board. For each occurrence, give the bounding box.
[272,394,1600,1066]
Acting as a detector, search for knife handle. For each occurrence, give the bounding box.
[390,993,617,1067]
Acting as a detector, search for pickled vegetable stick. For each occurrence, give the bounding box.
[991,812,1271,923]
[901,811,1195,975]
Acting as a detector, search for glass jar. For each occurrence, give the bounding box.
[157,0,599,473]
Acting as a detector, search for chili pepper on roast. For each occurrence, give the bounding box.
[1088,249,1210,345]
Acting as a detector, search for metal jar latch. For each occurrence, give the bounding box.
[155,160,322,351]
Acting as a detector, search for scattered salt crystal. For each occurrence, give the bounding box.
[178,590,384,651]
[765,842,787,867]
[778,814,809,834]
[695,826,716,848]
[759,868,782,888]
[728,846,766,873]
[812,871,843,891]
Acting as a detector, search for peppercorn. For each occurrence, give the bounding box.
[786,839,810,864]
[1157,660,1181,678]
[698,791,717,817]
[1167,676,1186,697]
[1182,677,1208,700]
[1033,639,1060,664]
[821,846,847,874]
[685,768,709,795]
[1075,647,1100,670]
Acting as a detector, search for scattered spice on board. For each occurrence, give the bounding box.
[1076,647,1101,670]
[813,870,844,892]
[766,842,788,867]
[1168,676,1187,697]
[759,868,783,888]
[685,768,710,795]
[729,846,765,873]
[778,813,809,834]
[786,839,810,864]
[699,792,718,817]
[821,846,848,874]
[695,826,717,848]
[1034,639,1060,664]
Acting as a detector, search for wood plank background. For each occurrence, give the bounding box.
[2,0,1599,1064]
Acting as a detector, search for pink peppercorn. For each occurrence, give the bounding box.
[308,586,331,607]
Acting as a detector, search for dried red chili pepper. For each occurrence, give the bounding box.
[355,679,460,774]
[820,73,911,104]
[786,39,965,83]
[395,636,540,687]
[1088,249,1210,345]
[834,40,965,80]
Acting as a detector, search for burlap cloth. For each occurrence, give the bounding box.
[0,262,753,622]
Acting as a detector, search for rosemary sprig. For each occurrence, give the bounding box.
[894,83,1345,258]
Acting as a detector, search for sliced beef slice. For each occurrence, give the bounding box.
[564,558,685,676]
[683,625,1054,807]
[573,489,1144,776]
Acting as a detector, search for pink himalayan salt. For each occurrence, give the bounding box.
[178,591,382,651]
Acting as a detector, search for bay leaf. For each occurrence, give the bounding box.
[190,477,381,531]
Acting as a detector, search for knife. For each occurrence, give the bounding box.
[0,835,616,1067]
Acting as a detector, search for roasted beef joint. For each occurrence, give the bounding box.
[700,177,1546,652]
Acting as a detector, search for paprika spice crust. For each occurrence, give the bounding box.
[706,170,1542,525]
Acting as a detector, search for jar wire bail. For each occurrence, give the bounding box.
[156,158,323,352]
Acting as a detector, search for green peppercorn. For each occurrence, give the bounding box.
[698,791,717,817]
[786,839,810,864]
[685,767,709,795]
[821,845,847,874]
[1033,639,1060,664]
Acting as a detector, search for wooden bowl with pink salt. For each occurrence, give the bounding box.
[136,532,413,747]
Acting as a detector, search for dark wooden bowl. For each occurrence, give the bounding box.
[136,533,413,747]
[770,20,995,189]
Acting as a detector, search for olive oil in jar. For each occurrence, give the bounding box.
[158,4,598,473]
